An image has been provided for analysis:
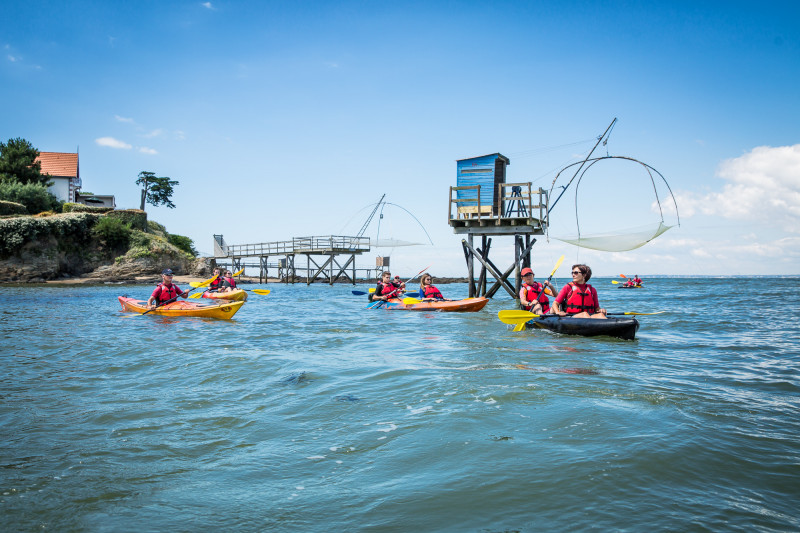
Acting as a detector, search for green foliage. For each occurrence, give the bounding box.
[104,209,147,230]
[136,171,179,211]
[147,219,167,237]
[0,200,27,216]
[0,181,61,214]
[0,213,98,258]
[63,202,113,214]
[92,216,131,249]
[167,233,197,256]
[0,138,50,185]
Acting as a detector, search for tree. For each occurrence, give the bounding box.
[136,171,179,211]
[0,137,50,185]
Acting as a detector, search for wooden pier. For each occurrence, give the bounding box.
[213,235,378,284]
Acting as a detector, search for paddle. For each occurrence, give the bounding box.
[190,287,271,299]
[499,309,663,326]
[141,274,218,315]
[611,280,621,284]
[353,290,420,297]
[514,255,564,331]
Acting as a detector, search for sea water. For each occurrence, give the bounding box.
[1,277,799,531]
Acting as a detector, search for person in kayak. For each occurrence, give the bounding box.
[633,274,642,287]
[419,274,445,300]
[552,264,607,319]
[369,271,403,302]
[206,268,224,292]
[519,267,556,315]
[147,268,189,308]
[219,270,237,293]
[393,275,406,292]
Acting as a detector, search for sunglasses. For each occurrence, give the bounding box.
[571,271,583,275]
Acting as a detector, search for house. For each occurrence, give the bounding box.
[35,151,115,207]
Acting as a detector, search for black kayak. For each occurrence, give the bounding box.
[525,315,640,340]
[617,285,644,289]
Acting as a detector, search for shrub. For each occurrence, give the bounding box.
[0,212,98,257]
[0,181,61,214]
[105,209,147,230]
[0,200,27,215]
[92,216,131,249]
[167,234,197,256]
[147,220,167,237]
[63,203,113,214]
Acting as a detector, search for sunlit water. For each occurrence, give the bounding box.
[2,277,799,531]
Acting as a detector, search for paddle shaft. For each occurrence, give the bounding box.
[142,287,197,315]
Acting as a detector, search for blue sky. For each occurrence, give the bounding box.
[3,1,799,278]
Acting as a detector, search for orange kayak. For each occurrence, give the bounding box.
[377,297,489,312]
[201,288,248,301]
[118,296,244,319]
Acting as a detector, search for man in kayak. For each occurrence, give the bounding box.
[633,274,643,287]
[552,264,607,319]
[419,273,445,300]
[519,267,556,315]
[147,268,189,308]
[369,271,403,302]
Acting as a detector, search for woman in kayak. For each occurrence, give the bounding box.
[419,274,445,300]
[206,268,224,292]
[519,267,556,315]
[369,271,403,302]
[219,270,237,293]
[147,268,189,308]
[552,264,607,319]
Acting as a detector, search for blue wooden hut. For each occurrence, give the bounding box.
[456,153,509,217]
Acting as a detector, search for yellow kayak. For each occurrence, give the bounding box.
[118,296,244,319]
[201,288,248,301]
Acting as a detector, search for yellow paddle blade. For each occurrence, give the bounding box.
[251,289,270,295]
[369,288,376,293]
[512,322,527,332]
[403,297,421,305]
[611,280,621,284]
[189,274,219,288]
[189,292,203,299]
[550,255,565,277]
[497,310,541,324]
[233,268,245,276]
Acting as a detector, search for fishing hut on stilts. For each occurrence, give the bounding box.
[450,120,620,302]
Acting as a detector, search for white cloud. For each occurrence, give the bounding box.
[676,144,800,230]
[138,147,158,155]
[141,128,163,138]
[95,137,132,149]
[7,54,19,62]
[115,115,135,123]
[201,2,214,8]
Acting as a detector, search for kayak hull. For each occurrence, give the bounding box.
[617,285,644,289]
[379,297,489,312]
[201,288,248,301]
[526,315,639,340]
[118,296,244,319]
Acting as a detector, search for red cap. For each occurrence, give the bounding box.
[520,267,533,276]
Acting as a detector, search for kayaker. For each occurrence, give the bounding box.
[552,264,607,319]
[419,274,444,300]
[207,268,224,292]
[147,269,189,308]
[393,275,406,292]
[219,270,237,293]
[369,271,402,302]
[633,274,642,287]
[519,267,556,315]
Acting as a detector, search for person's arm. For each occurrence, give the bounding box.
[177,286,188,299]
[553,285,569,316]
[593,287,606,315]
[519,286,532,307]
[147,287,159,308]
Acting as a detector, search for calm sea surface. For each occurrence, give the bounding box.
[1,277,799,532]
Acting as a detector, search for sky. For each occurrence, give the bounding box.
[2,0,799,279]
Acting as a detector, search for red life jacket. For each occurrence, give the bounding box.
[379,282,398,297]
[423,285,443,300]
[153,283,181,304]
[522,282,550,313]
[208,277,223,290]
[224,276,237,288]
[561,282,598,314]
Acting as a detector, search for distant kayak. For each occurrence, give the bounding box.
[617,285,644,289]
[201,288,248,301]
[118,296,244,319]
[376,297,489,312]
[526,315,639,340]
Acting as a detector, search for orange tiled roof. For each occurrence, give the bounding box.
[36,152,79,178]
